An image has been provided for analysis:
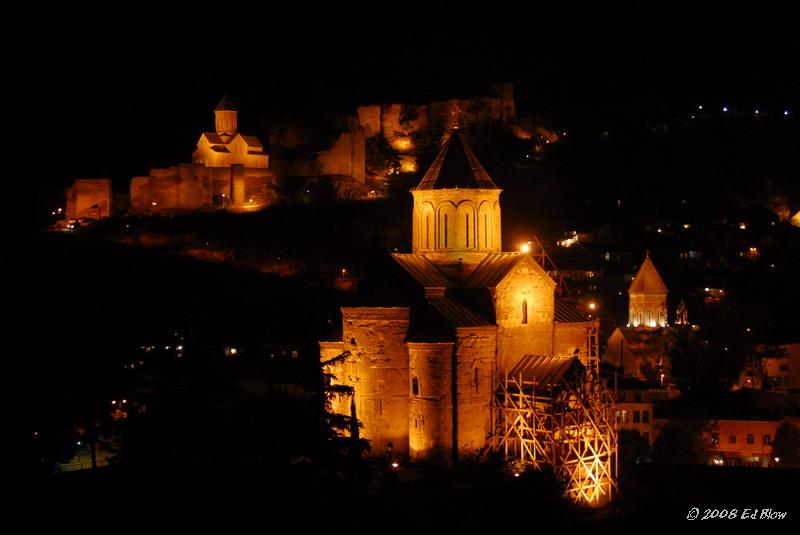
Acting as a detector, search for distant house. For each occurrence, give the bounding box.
[612,376,670,446]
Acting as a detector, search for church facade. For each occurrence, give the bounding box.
[320,130,595,463]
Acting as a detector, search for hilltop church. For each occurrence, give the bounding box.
[320,130,598,463]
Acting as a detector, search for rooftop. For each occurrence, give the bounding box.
[413,130,499,190]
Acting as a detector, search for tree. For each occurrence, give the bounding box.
[771,422,800,468]
[618,429,652,474]
[667,300,757,391]
[653,419,707,464]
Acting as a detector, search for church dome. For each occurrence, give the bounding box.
[411,130,502,257]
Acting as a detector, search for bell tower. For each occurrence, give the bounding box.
[214,94,238,136]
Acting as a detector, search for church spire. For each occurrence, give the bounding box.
[628,252,668,328]
[413,130,499,190]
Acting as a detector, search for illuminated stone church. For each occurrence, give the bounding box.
[320,130,595,463]
[192,94,269,169]
[605,253,674,384]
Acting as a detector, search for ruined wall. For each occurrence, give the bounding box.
[495,257,556,373]
[317,129,366,182]
[454,327,497,458]
[332,307,411,457]
[408,342,454,463]
[356,105,381,137]
[65,179,112,220]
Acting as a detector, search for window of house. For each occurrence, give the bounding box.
[635,393,642,402]
[747,434,754,445]
[711,432,720,446]
[411,376,419,396]
[642,410,649,423]
[474,368,479,393]
[443,215,448,248]
[621,410,627,423]
[522,299,528,324]
[633,411,640,423]
[763,434,771,445]
[729,434,736,444]
[484,215,488,247]
[465,214,470,247]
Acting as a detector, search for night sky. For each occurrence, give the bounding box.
[26,1,799,186]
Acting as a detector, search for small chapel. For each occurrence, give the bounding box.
[320,130,599,463]
[605,253,677,385]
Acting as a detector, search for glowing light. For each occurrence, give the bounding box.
[151,202,158,206]
[111,400,116,405]
[519,243,531,253]
[588,302,597,311]
[722,106,728,112]
[784,110,790,116]
[739,222,747,230]
[755,109,760,115]
[683,223,691,229]
[774,457,780,463]
[391,462,399,468]
[513,472,520,477]
[698,105,703,110]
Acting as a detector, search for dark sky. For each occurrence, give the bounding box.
[25,1,800,186]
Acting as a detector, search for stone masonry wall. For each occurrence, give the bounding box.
[408,342,455,463]
[66,179,112,220]
[338,307,411,457]
[495,256,556,373]
[454,327,497,458]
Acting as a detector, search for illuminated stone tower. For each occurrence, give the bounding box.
[411,129,502,264]
[214,94,238,136]
[628,252,668,328]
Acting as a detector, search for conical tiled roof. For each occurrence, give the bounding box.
[413,130,499,190]
[215,94,237,111]
[629,253,667,294]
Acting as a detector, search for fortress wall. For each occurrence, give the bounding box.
[317,129,366,182]
[66,179,112,220]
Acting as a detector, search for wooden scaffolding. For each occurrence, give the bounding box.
[489,355,618,505]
